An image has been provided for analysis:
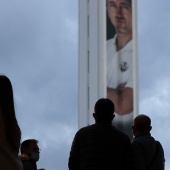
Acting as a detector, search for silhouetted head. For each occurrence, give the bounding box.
[0,75,21,152]
[132,114,152,136]
[0,75,14,112]
[93,98,115,124]
[21,139,40,162]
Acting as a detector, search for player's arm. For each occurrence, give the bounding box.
[107,83,133,115]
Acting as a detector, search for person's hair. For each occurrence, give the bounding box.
[21,139,39,154]
[127,0,132,5]
[134,114,151,133]
[0,75,21,152]
[94,98,114,123]
[106,0,132,6]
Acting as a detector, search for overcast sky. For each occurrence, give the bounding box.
[0,0,170,170]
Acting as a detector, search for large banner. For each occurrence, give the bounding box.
[79,0,138,138]
[106,0,137,138]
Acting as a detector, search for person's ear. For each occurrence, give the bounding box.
[112,114,115,120]
[93,113,96,119]
[22,148,29,155]
[149,126,152,131]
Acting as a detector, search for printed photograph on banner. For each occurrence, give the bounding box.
[106,0,134,136]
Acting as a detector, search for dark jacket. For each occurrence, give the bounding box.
[68,123,133,170]
[21,159,37,170]
[132,133,165,170]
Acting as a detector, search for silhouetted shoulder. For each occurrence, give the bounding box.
[77,124,130,142]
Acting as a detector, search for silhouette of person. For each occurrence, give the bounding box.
[20,139,45,170]
[106,0,133,115]
[68,98,133,170]
[0,75,23,170]
[131,114,165,170]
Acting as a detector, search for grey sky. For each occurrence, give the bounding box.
[138,1,170,169]
[0,0,170,169]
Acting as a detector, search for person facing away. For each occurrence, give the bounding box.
[0,75,23,170]
[20,139,45,170]
[131,114,165,170]
[106,0,133,115]
[68,98,133,170]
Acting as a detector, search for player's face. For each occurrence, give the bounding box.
[28,142,40,153]
[107,0,132,34]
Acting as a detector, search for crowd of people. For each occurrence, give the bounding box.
[69,98,165,170]
[0,70,166,170]
[0,73,165,170]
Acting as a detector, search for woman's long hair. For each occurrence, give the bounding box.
[0,75,21,152]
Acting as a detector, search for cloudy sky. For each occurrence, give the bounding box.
[0,0,170,169]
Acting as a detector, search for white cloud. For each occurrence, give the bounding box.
[140,78,170,116]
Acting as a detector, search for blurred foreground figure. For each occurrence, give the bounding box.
[20,139,45,170]
[0,75,23,170]
[68,98,133,170]
[132,114,165,170]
